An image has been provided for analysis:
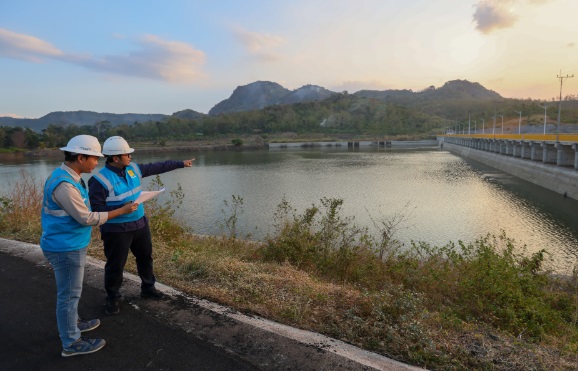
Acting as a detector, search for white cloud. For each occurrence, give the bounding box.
[73,35,206,83]
[472,0,554,34]
[0,28,63,62]
[0,29,206,83]
[473,0,519,34]
[233,27,284,62]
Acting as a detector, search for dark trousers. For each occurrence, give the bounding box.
[102,225,156,300]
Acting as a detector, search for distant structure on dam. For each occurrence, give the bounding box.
[438,134,578,200]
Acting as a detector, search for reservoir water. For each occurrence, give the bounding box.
[1,146,577,274]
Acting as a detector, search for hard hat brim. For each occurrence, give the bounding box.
[60,146,105,157]
[101,148,135,156]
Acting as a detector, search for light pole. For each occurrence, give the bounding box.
[492,115,496,137]
[556,71,574,142]
[473,121,477,134]
[515,111,521,134]
[482,119,485,134]
[468,115,471,135]
[539,104,547,135]
[498,115,504,134]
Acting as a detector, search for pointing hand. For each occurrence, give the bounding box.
[183,158,195,167]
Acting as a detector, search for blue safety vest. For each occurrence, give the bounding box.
[40,168,92,252]
[91,163,145,224]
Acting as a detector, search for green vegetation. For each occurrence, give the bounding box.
[4,92,578,151]
[1,171,577,369]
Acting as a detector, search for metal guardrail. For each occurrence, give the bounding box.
[439,134,578,142]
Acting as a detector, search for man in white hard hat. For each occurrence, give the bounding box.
[41,135,138,357]
[88,136,194,315]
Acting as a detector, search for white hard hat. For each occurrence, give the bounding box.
[102,136,134,156]
[60,135,104,157]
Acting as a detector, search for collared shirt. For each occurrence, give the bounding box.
[52,164,108,226]
[88,160,184,233]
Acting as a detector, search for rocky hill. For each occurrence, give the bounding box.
[0,111,169,131]
[208,82,338,115]
[171,109,207,120]
[1,79,503,131]
[354,80,502,102]
[278,84,337,105]
[209,81,291,115]
[0,109,205,131]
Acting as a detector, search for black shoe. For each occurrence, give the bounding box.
[140,287,164,300]
[105,298,120,315]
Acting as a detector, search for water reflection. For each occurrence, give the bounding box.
[1,147,577,273]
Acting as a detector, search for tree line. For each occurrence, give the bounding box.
[2,93,578,150]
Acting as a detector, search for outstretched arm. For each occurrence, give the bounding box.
[138,159,195,177]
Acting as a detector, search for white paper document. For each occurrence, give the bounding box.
[135,188,165,204]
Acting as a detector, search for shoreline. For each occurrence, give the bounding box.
[3,138,439,159]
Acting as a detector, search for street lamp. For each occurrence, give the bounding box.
[498,115,504,134]
[473,120,477,134]
[515,111,521,134]
[539,104,547,135]
[482,119,485,134]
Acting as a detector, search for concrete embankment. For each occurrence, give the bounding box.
[442,141,578,200]
[268,140,438,149]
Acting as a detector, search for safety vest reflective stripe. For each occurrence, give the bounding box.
[106,185,143,202]
[43,207,69,217]
[92,166,143,201]
[93,172,114,193]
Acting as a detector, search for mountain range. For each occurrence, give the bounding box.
[0,80,502,131]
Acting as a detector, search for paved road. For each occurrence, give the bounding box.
[0,238,423,371]
[0,250,254,371]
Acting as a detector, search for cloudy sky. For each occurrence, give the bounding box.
[1,0,576,118]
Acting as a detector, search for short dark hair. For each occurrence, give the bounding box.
[64,151,80,162]
[106,155,118,164]
[64,151,89,162]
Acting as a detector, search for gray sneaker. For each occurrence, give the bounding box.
[77,318,100,333]
[61,337,106,357]
[105,298,120,315]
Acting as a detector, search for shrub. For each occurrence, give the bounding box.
[144,175,189,244]
[0,169,42,242]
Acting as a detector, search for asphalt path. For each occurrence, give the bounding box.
[0,251,254,371]
[0,238,423,371]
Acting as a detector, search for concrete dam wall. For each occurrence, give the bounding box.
[441,141,578,201]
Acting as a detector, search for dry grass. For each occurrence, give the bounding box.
[2,170,578,370]
[0,169,42,242]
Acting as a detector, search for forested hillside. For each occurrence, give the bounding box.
[2,79,578,150]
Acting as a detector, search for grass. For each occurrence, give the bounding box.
[2,170,578,370]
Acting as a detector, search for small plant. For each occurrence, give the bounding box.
[231,138,243,147]
[145,175,188,243]
[220,195,244,238]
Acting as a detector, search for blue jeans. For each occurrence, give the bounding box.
[42,248,86,348]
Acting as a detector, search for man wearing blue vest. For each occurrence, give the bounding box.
[41,135,138,357]
[88,136,193,315]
